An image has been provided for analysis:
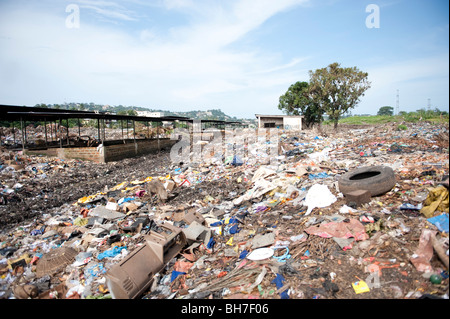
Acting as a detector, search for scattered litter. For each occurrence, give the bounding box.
[352,280,370,294]
[0,121,448,300]
[246,248,274,261]
[304,184,337,215]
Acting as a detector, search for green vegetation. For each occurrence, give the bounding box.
[325,115,396,125]
[278,62,371,129]
[377,106,394,116]
[324,108,449,126]
[278,81,323,128]
[33,103,242,122]
[309,62,371,130]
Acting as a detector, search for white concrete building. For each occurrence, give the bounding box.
[136,111,165,117]
[255,114,304,130]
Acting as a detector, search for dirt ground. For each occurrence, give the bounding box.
[0,122,448,300]
[0,152,172,229]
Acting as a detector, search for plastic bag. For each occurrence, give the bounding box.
[427,213,449,233]
[304,184,337,215]
[305,218,369,241]
[420,186,449,218]
[97,246,127,260]
[271,273,289,299]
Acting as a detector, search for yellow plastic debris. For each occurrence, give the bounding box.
[111,181,127,191]
[8,254,32,270]
[420,186,449,218]
[76,192,105,204]
[352,280,370,294]
[130,180,146,185]
[123,185,139,192]
[73,217,89,226]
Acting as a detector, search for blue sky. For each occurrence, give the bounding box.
[0,0,448,118]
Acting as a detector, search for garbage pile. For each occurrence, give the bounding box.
[0,149,174,228]
[1,125,171,148]
[0,122,449,299]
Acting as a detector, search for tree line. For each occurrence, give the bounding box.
[377,105,448,118]
[278,62,448,129]
[278,62,371,129]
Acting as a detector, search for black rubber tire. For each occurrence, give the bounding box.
[338,165,396,197]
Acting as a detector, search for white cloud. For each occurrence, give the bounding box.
[5,0,446,117]
[367,54,448,87]
[356,54,449,113]
[168,0,308,48]
[76,0,124,8]
[162,0,194,10]
[79,4,138,21]
[0,0,310,117]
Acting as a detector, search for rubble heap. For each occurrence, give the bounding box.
[0,122,448,299]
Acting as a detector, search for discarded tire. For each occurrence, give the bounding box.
[338,165,396,197]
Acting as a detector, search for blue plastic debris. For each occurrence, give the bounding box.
[427,213,449,233]
[239,250,248,259]
[118,197,135,205]
[231,155,243,166]
[210,221,223,227]
[97,246,127,260]
[400,203,422,211]
[207,237,215,249]
[271,273,289,299]
[84,262,106,283]
[272,246,291,262]
[229,223,240,234]
[171,270,186,282]
[308,172,329,180]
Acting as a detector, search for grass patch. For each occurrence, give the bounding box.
[323,114,449,126]
[324,115,401,126]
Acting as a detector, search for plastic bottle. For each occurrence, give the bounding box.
[430,274,442,285]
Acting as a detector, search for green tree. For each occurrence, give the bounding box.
[377,106,394,116]
[117,110,137,116]
[278,81,324,128]
[308,62,371,129]
[278,81,305,116]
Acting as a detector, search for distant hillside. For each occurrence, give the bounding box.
[159,109,238,121]
[34,103,256,124]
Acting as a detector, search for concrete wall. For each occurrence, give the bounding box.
[57,146,104,163]
[258,117,284,128]
[104,138,176,162]
[27,138,177,163]
[257,116,303,130]
[25,148,59,158]
[283,117,302,130]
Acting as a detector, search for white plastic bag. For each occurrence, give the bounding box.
[304,184,337,215]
